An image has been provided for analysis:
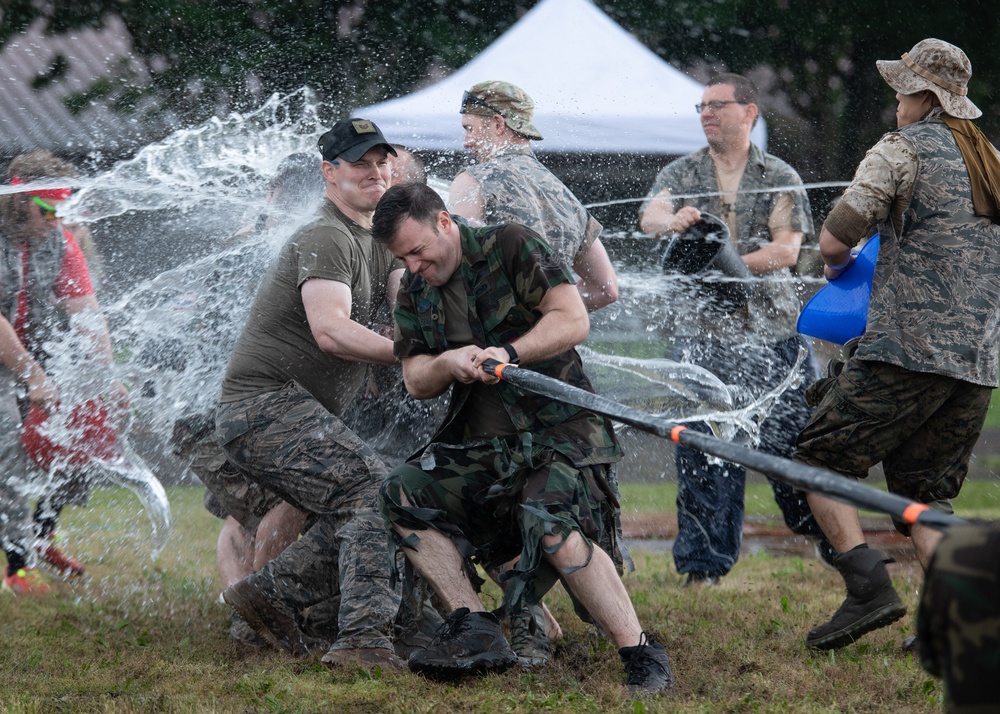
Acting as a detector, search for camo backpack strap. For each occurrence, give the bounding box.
[917,521,1000,712]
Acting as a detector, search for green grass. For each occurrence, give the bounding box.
[985,388,1000,429]
[0,486,952,713]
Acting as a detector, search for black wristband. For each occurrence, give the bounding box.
[502,343,520,364]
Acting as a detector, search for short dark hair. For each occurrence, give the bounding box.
[708,72,758,107]
[372,182,446,245]
[268,152,324,213]
[390,144,427,184]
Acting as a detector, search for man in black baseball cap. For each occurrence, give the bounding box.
[218,115,416,670]
[318,118,397,163]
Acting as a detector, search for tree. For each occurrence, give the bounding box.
[604,0,1000,181]
[3,0,998,183]
[0,0,532,128]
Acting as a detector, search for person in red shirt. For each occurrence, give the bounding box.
[0,150,125,595]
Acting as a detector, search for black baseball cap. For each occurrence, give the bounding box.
[318,118,397,163]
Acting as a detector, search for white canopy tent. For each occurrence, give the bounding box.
[353,0,765,155]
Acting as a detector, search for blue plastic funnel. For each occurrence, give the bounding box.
[796,234,880,345]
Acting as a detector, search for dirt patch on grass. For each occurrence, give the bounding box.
[621,511,914,560]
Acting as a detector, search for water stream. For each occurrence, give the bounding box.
[13,89,830,553]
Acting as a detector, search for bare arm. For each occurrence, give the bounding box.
[476,281,589,366]
[640,190,701,236]
[0,313,56,407]
[403,282,590,398]
[741,228,803,275]
[819,226,856,281]
[573,239,618,311]
[301,278,397,365]
[402,346,484,400]
[447,170,486,225]
[386,268,404,310]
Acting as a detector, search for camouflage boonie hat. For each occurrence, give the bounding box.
[877,38,981,119]
[460,81,544,141]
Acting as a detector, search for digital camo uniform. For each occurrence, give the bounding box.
[218,384,399,649]
[855,113,1000,388]
[216,198,404,654]
[465,143,603,264]
[917,522,1000,713]
[642,142,812,342]
[170,412,283,532]
[796,111,1000,525]
[381,222,623,614]
[642,142,830,578]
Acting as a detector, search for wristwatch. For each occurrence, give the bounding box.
[502,343,520,365]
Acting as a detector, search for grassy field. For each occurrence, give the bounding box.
[984,388,1000,429]
[0,484,971,713]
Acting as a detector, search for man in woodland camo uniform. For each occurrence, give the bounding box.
[370,182,674,695]
[794,39,1000,651]
[917,521,1000,713]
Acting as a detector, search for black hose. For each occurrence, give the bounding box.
[481,358,964,531]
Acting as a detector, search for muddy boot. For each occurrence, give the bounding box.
[806,546,906,650]
[508,603,551,668]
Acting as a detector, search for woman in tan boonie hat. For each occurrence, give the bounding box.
[876,38,981,119]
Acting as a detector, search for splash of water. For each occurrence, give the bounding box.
[9,89,330,556]
[62,87,326,224]
[15,88,824,555]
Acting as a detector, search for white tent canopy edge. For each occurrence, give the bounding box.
[352,0,766,155]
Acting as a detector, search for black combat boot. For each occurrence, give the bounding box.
[806,545,906,650]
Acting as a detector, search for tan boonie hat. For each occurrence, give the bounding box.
[876,38,981,120]
[460,81,544,140]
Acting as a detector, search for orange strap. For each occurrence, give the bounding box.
[901,502,930,524]
[493,362,508,379]
[670,425,687,443]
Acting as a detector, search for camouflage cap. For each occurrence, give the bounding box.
[877,38,981,119]
[460,81,544,141]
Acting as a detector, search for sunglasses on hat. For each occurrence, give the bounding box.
[460,91,505,117]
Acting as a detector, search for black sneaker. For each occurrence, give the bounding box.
[619,633,675,695]
[408,607,517,680]
[509,603,550,667]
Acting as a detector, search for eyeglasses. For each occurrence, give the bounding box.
[695,100,746,113]
[32,196,58,221]
[461,91,504,117]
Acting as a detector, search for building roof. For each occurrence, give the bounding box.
[0,16,164,159]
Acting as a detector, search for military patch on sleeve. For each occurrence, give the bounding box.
[352,120,376,134]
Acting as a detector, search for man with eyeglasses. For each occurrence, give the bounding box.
[639,73,832,587]
[449,81,619,313]
[0,150,126,595]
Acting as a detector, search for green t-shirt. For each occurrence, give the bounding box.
[220,199,400,416]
